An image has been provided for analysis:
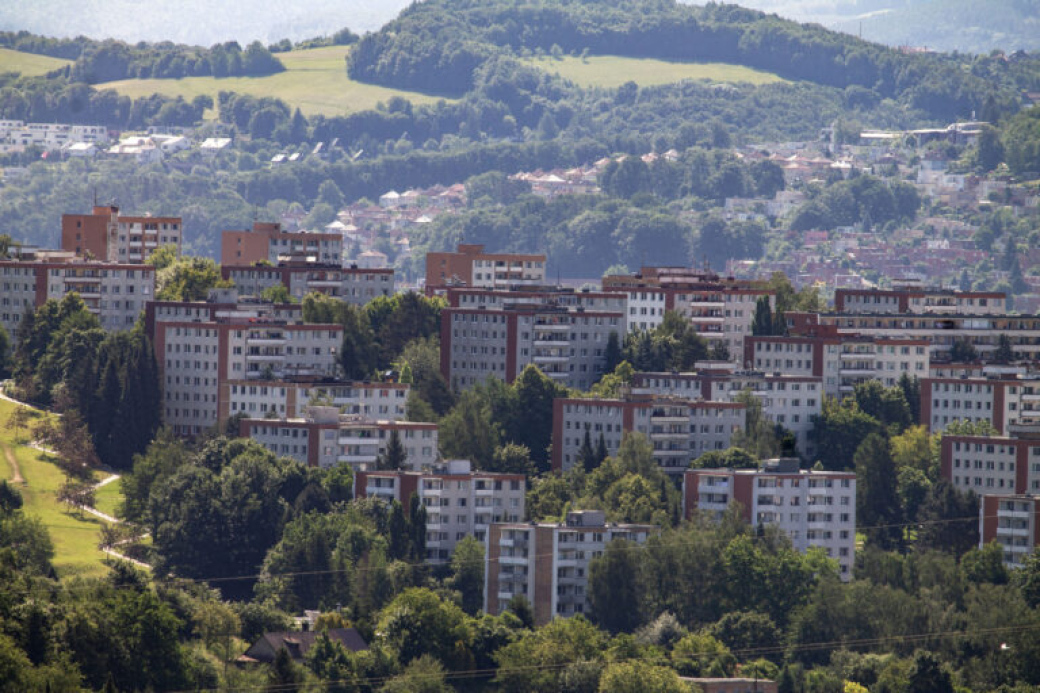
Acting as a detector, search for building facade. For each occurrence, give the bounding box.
[424,244,546,292]
[979,494,1040,568]
[355,459,526,561]
[221,262,393,305]
[0,249,155,337]
[684,460,857,579]
[484,510,655,625]
[62,205,182,263]
[440,288,626,391]
[221,222,342,265]
[240,407,438,471]
[601,266,774,360]
[223,379,409,426]
[149,291,342,435]
[551,395,744,474]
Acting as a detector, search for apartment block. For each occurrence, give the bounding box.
[222,379,408,425]
[979,494,1040,568]
[834,285,1005,316]
[634,367,823,459]
[484,510,655,625]
[684,460,857,579]
[440,287,626,391]
[221,261,393,305]
[745,333,929,399]
[149,290,342,435]
[791,310,1040,363]
[355,459,526,560]
[921,375,1040,435]
[424,243,546,292]
[551,394,744,474]
[0,248,155,337]
[241,406,436,470]
[221,221,342,265]
[601,266,773,359]
[941,428,1040,495]
[62,205,182,263]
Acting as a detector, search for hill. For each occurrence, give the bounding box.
[97,45,450,118]
[523,55,785,89]
[0,46,70,76]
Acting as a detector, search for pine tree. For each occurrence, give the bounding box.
[409,493,427,561]
[595,432,609,464]
[578,429,597,472]
[604,331,622,373]
[752,296,775,336]
[379,429,408,471]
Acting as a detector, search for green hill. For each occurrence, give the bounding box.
[0,46,70,76]
[97,45,450,118]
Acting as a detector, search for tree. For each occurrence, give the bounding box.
[379,429,408,471]
[376,588,472,669]
[907,651,953,693]
[156,256,226,301]
[598,660,693,693]
[855,433,902,550]
[268,647,304,692]
[495,616,607,693]
[915,481,978,554]
[811,398,884,470]
[588,539,644,633]
[381,654,453,693]
[731,391,784,460]
[449,536,485,615]
[604,331,622,374]
[752,296,780,336]
[949,338,978,363]
[260,283,293,304]
[489,443,535,476]
[853,381,911,432]
[992,333,1014,364]
[578,430,597,473]
[0,324,11,379]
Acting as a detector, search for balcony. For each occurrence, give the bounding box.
[337,454,375,464]
[246,353,283,362]
[533,322,570,331]
[337,435,379,446]
[687,300,725,309]
[839,367,875,376]
[247,337,286,346]
[533,353,569,364]
[534,338,570,347]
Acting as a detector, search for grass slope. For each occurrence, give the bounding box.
[0,47,71,76]
[0,398,113,579]
[97,46,450,118]
[525,55,786,88]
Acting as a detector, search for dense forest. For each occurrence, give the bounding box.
[0,31,286,81]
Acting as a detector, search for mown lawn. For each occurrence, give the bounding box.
[0,47,72,77]
[0,398,113,579]
[97,45,452,118]
[524,54,786,88]
[93,476,123,519]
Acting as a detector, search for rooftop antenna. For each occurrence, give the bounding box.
[92,186,97,207]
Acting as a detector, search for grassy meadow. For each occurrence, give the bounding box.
[0,47,71,76]
[525,54,786,88]
[0,398,115,579]
[97,45,451,118]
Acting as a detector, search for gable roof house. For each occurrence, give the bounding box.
[240,628,368,663]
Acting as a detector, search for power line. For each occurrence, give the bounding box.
[164,621,1040,693]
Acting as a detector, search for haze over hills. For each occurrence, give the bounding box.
[2,0,1039,54]
[737,0,1040,53]
[0,0,411,46]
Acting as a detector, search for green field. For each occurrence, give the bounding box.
[0,47,72,77]
[525,55,785,88]
[1,399,113,579]
[93,477,123,519]
[97,45,451,118]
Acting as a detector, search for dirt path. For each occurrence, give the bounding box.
[3,444,24,484]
